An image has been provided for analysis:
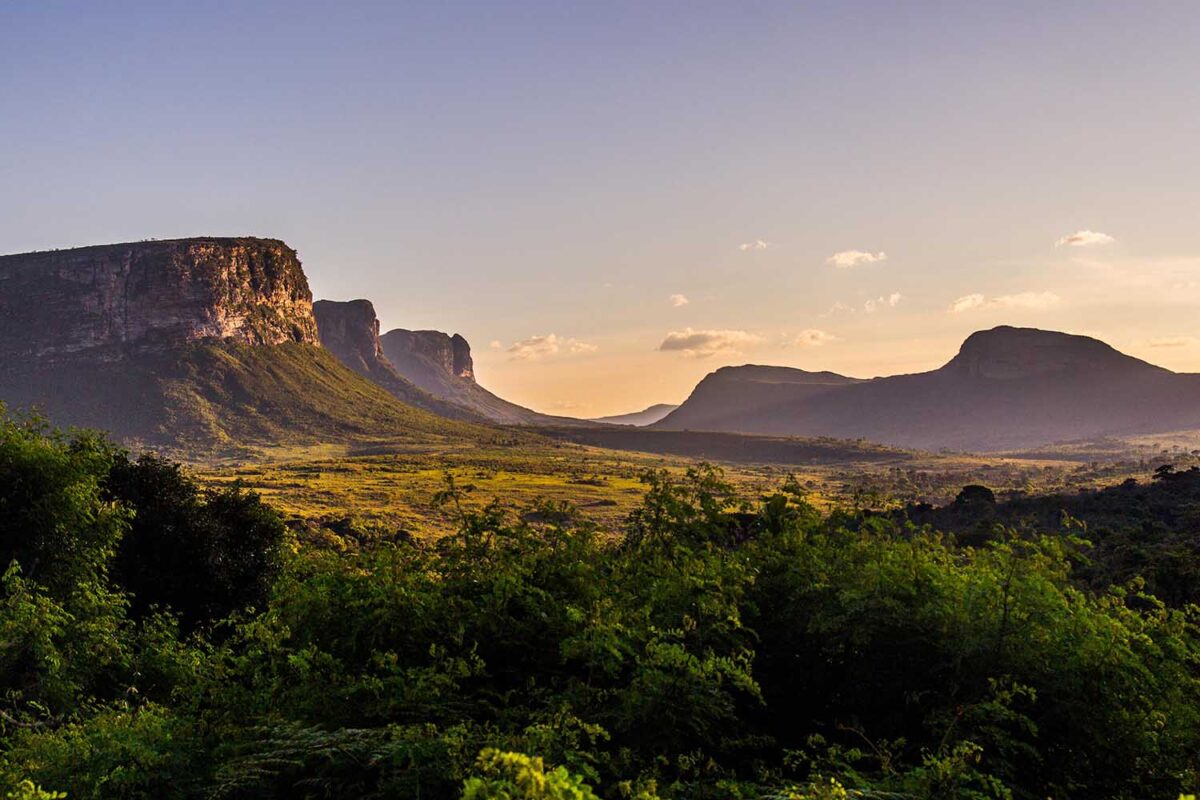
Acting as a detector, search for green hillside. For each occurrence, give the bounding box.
[0,342,515,456]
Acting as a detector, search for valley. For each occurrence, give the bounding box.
[3,236,1200,799]
[7,7,1200,797]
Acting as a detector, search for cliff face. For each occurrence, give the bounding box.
[379,327,589,427]
[0,237,318,361]
[380,330,476,390]
[313,299,484,423]
[312,299,385,374]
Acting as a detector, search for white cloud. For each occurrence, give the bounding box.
[1056,229,1115,247]
[826,293,902,315]
[949,294,986,313]
[506,333,597,360]
[792,328,836,347]
[864,292,903,313]
[669,293,690,307]
[949,291,1061,313]
[1146,336,1200,348]
[489,340,502,350]
[739,239,770,251]
[822,301,854,317]
[827,250,887,268]
[658,328,764,358]
[993,291,1062,310]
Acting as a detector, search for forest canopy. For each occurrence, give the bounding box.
[0,412,1197,799]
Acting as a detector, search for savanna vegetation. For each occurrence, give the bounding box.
[1,411,1198,799]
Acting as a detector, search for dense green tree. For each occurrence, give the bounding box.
[104,453,285,629]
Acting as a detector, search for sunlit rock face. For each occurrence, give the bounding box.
[0,237,318,361]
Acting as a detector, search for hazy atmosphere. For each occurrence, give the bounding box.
[5,1,1200,416]
[9,3,1200,798]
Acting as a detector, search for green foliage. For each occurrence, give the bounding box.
[461,749,604,800]
[0,704,196,800]
[0,415,1199,799]
[0,413,124,593]
[2,781,65,800]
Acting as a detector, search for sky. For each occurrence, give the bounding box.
[3,1,1200,417]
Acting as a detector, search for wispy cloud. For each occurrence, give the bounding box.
[827,250,887,268]
[949,291,1061,313]
[864,292,903,313]
[824,292,902,316]
[489,340,502,350]
[949,294,986,313]
[658,328,763,358]
[1146,336,1200,348]
[1056,229,1115,247]
[993,291,1062,310]
[669,293,690,307]
[792,328,836,347]
[739,239,770,252]
[506,333,597,360]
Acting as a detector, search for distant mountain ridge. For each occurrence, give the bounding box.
[591,403,679,426]
[656,326,1200,451]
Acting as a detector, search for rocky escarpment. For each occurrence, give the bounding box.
[0,238,500,451]
[0,237,318,362]
[312,300,484,422]
[379,330,477,393]
[380,328,588,427]
[313,299,388,374]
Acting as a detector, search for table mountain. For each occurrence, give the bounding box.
[0,238,496,453]
[0,237,318,360]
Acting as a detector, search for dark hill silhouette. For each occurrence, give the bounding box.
[655,327,1200,451]
[657,365,862,433]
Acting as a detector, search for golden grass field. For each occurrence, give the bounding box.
[197,432,1200,538]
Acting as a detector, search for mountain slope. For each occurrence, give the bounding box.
[656,327,1200,451]
[591,403,679,426]
[0,342,500,453]
[380,328,586,426]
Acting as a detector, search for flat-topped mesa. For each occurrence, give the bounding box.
[0,237,318,361]
[312,299,385,373]
[381,329,476,389]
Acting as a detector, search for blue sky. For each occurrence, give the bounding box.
[4,1,1200,415]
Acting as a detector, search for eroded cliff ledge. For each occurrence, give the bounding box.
[0,237,319,361]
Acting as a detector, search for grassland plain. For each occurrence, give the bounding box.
[195,433,1199,538]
